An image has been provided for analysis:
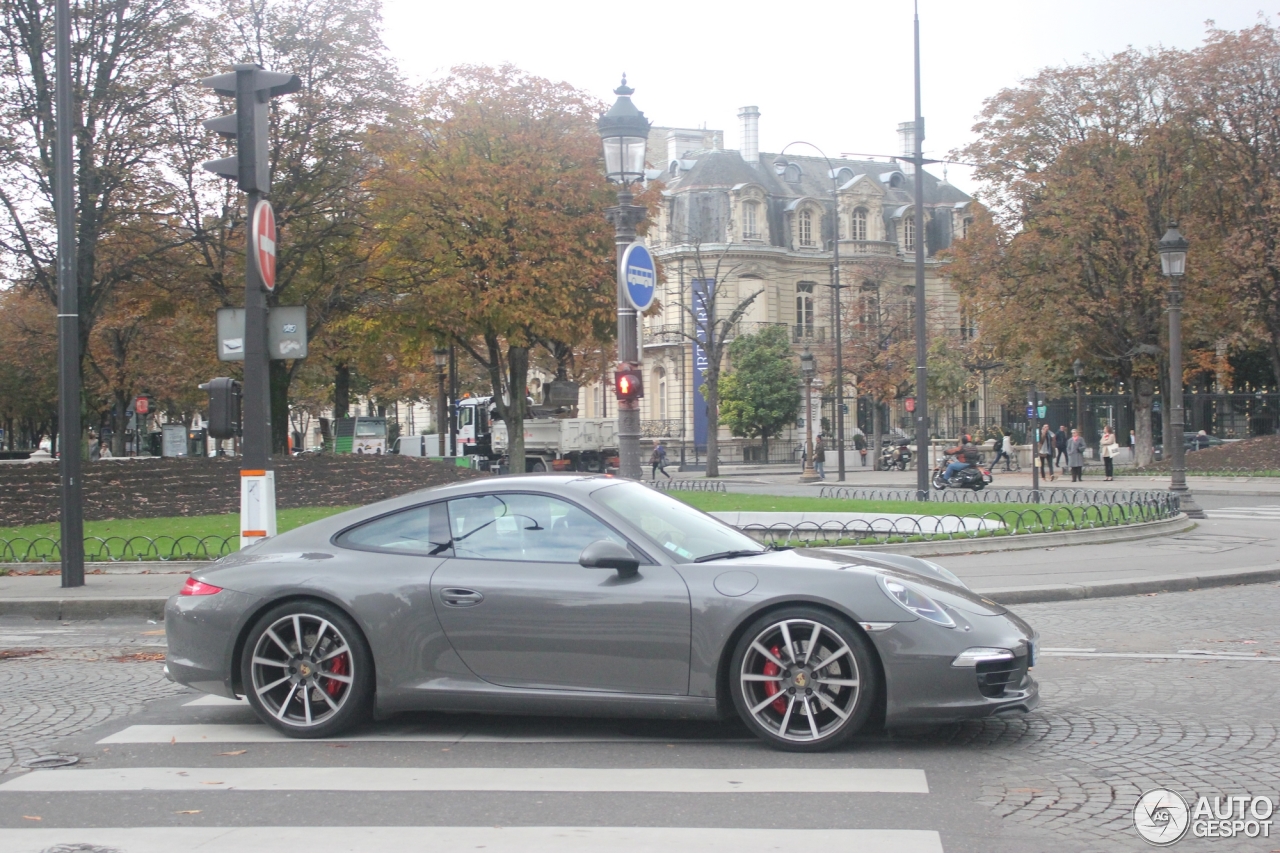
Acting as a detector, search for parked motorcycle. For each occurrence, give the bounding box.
[931,462,993,491]
[880,443,912,471]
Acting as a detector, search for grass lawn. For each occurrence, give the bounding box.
[0,505,355,544]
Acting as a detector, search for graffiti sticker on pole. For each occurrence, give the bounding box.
[621,242,656,311]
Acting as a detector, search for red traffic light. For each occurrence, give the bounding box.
[614,365,643,403]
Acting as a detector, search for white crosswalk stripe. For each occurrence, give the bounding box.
[0,826,946,853]
[1204,504,1280,521]
[0,693,947,853]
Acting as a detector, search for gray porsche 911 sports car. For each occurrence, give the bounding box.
[166,475,1039,751]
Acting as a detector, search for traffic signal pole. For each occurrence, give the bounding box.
[201,64,299,547]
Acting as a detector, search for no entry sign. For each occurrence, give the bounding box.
[252,200,277,291]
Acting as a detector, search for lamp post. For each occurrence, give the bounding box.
[434,347,448,457]
[777,141,846,481]
[1156,223,1205,519]
[800,348,820,483]
[1073,358,1085,445]
[598,76,649,481]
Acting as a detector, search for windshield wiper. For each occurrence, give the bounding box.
[694,549,767,563]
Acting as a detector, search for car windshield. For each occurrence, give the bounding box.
[591,481,764,562]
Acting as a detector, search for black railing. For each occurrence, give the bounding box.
[0,535,236,564]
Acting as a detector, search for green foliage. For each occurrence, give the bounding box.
[718,325,801,456]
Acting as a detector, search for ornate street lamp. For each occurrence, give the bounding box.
[1156,222,1205,518]
[599,76,650,480]
[800,348,820,483]
[434,347,449,457]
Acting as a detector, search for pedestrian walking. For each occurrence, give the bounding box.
[1055,425,1069,469]
[89,436,100,462]
[814,434,826,480]
[1129,429,1136,460]
[1038,424,1055,480]
[649,442,671,481]
[1067,428,1086,482]
[991,431,1013,471]
[1100,425,1118,481]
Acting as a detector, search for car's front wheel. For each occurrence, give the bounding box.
[729,607,878,752]
[241,601,373,738]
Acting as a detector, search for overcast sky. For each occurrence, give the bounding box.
[381,1,1269,194]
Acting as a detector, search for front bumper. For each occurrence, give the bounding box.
[164,587,262,699]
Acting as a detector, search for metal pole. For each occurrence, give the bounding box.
[833,184,845,481]
[912,1,930,500]
[241,192,271,471]
[608,187,645,480]
[1166,276,1205,518]
[55,0,83,588]
[801,377,819,482]
[1075,378,1084,443]
[448,345,457,457]
[1029,382,1040,502]
[437,369,447,457]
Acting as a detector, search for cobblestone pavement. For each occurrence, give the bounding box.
[0,618,183,774]
[1,588,1278,850]
[920,581,1280,851]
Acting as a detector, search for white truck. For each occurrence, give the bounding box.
[456,396,618,473]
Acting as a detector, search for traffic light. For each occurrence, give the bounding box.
[200,64,301,194]
[200,377,242,440]
[614,364,643,405]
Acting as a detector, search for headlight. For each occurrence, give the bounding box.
[918,559,968,590]
[878,576,955,627]
[951,647,1014,667]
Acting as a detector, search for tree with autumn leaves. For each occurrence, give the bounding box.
[364,66,620,473]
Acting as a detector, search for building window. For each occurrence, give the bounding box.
[743,201,759,239]
[653,367,666,420]
[796,282,815,338]
[852,208,867,241]
[961,216,973,240]
[858,282,878,329]
[903,213,915,252]
[799,209,814,247]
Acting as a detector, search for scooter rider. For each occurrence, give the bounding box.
[943,434,981,484]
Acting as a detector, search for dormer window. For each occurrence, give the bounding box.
[743,201,760,239]
[852,208,868,241]
[799,209,814,247]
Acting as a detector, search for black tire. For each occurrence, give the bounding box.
[241,600,374,739]
[729,606,879,752]
[931,471,947,490]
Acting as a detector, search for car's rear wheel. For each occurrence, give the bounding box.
[241,601,373,738]
[730,607,877,752]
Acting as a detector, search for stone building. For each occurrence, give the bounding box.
[577,107,975,466]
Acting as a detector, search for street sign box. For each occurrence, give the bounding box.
[161,424,187,457]
[1026,405,1035,419]
[620,242,656,311]
[1037,405,1047,418]
[217,306,307,361]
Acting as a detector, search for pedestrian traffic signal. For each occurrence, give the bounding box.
[199,377,242,440]
[614,365,643,405]
[200,64,301,194]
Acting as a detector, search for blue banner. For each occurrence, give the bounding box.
[692,278,712,448]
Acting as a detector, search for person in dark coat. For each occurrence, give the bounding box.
[1066,428,1087,482]
[1055,425,1069,468]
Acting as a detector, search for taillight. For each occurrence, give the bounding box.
[180,577,223,596]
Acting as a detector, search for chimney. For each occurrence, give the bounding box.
[738,106,760,163]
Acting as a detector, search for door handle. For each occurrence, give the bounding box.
[441,588,484,607]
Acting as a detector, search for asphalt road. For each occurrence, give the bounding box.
[0,577,1277,853]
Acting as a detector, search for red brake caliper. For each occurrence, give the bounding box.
[325,653,348,697]
[761,644,788,714]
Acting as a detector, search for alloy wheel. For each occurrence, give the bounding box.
[249,613,355,728]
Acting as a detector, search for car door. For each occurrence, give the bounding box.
[430,491,692,695]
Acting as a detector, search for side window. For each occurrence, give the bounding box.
[336,502,452,556]
[446,493,626,563]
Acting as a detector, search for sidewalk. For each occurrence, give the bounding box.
[0,571,186,619]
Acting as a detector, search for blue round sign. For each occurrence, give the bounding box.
[621,243,656,311]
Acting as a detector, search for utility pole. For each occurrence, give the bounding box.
[55,0,83,587]
[912,1,930,500]
[201,64,300,547]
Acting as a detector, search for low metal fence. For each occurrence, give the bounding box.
[1080,465,1280,479]
[649,479,728,493]
[0,535,236,564]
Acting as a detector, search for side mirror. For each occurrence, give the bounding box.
[579,539,639,579]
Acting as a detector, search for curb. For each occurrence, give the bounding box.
[0,597,167,620]
[815,513,1195,557]
[0,561,201,575]
[977,564,1280,606]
